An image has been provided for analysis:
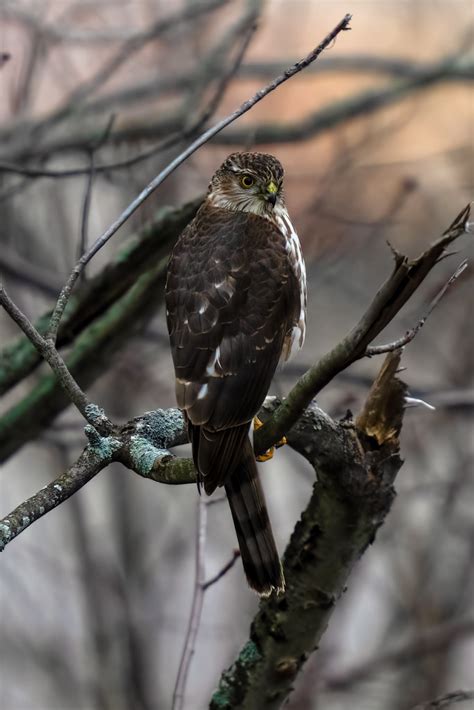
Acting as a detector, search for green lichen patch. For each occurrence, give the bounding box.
[129,435,169,476]
[136,408,185,449]
[84,427,121,460]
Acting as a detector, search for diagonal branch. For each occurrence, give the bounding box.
[0,442,113,552]
[322,618,474,691]
[254,203,471,456]
[0,199,201,397]
[0,408,195,551]
[6,54,470,163]
[410,690,474,710]
[366,259,468,355]
[0,283,114,435]
[44,13,352,342]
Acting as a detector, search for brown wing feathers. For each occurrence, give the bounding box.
[166,201,298,594]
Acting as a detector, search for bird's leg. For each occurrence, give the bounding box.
[253,416,287,462]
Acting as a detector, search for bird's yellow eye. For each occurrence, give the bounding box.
[240,174,254,189]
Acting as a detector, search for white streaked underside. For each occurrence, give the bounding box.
[274,205,307,362]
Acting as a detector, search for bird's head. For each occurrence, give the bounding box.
[207,152,285,217]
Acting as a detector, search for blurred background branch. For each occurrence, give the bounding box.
[0,2,472,709]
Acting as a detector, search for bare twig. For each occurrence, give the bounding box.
[366,259,469,356]
[5,53,470,164]
[0,283,114,434]
[45,13,352,342]
[0,408,195,550]
[202,550,240,590]
[172,499,240,710]
[0,243,62,296]
[77,115,116,267]
[11,0,229,143]
[322,618,474,691]
[410,690,474,710]
[254,203,472,456]
[0,449,195,550]
[172,498,208,710]
[0,444,114,552]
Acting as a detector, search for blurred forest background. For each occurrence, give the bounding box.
[0,1,473,709]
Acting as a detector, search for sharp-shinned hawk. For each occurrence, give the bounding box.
[165,152,306,595]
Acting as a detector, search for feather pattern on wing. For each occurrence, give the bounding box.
[165,152,306,595]
[166,203,300,492]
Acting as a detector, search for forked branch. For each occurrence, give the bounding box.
[254,203,471,456]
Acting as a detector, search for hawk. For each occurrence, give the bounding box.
[165,152,306,595]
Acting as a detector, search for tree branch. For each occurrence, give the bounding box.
[254,203,471,456]
[0,282,114,435]
[211,351,407,709]
[0,407,194,551]
[322,618,474,691]
[0,198,202,397]
[366,259,468,356]
[44,13,352,341]
[410,690,474,710]
[0,255,172,462]
[4,55,470,163]
[0,441,114,551]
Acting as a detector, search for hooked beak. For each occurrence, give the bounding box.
[265,180,278,208]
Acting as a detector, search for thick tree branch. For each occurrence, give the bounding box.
[210,351,407,709]
[1,204,469,470]
[254,203,471,456]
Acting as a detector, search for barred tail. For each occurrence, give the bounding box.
[224,438,285,596]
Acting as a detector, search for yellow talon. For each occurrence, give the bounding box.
[253,417,287,462]
[256,448,275,463]
[253,416,264,430]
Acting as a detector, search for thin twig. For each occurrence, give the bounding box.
[77,115,116,269]
[14,0,229,142]
[322,618,474,691]
[410,690,474,710]
[254,203,472,456]
[0,243,62,296]
[366,259,468,356]
[0,408,196,550]
[0,445,113,551]
[45,13,352,342]
[0,283,114,434]
[5,52,471,165]
[172,498,208,710]
[180,5,259,132]
[202,550,240,590]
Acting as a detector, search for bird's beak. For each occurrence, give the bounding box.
[265,181,278,207]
